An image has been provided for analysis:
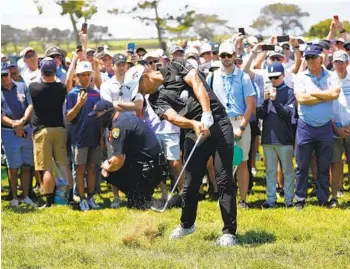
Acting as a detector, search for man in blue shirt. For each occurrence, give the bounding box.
[66,61,101,211]
[257,63,295,208]
[207,42,256,209]
[1,62,36,207]
[294,45,340,209]
[45,47,67,84]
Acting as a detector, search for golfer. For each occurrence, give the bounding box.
[124,60,237,246]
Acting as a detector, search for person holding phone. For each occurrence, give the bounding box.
[66,61,101,211]
[1,62,36,207]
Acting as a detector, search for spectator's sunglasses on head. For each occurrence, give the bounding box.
[220,53,233,59]
[269,74,282,80]
[270,56,283,62]
[305,55,319,60]
[1,73,9,78]
[147,59,159,65]
[24,51,37,59]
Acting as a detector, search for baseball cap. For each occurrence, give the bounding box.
[76,61,94,74]
[280,42,290,48]
[344,41,350,50]
[86,48,96,54]
[212,43,220,53]
[1,62,9,74]
[88,100,114,116]
[316,40,330,50]
[219,42,235,55]
[45,47,61,57]
[333,50,349,62]
[170,46,184,55]
[255,34,264,41]
[267,63,285,77]
[336,38,345,43]
[200,43,212,55]
[209,60,221,72]
[185,47,200,59]
[304,45,322,57]
[267,46,284,58]
[40,57,57,72]
[20,47,36,58]
[144,51,161,60]
[65,57,71,64]
[112,53,127,65]
[124,65,146,99]
[136,47,147,54]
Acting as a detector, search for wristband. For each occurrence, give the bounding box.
[293,46,300,49]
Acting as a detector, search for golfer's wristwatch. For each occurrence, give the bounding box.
[239,125,246,131]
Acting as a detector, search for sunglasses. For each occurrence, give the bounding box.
[87,52,94,57]
[305,55,319,60]
[1,73,9,78]
[282,46,290,50]
[147,59,159,65]
[269,75,281,80]
[220,53,233,59]
[270,56,283,61]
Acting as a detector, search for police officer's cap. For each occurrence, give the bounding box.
[88,100,114,116]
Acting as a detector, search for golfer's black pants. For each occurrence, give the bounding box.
[181,117,237,235]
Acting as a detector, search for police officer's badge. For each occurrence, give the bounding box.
[112,128,120,139]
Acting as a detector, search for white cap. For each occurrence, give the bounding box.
[20,47,35,58]
[124,65,146,99]
[200,43,212,55]
[185,47,199,57]
[336,38,345,43]
[65,57,71,63]
[1,53,6,59]
[144,50,161,60]
[209,60,221,72]
[333,50,349,62]
[75,61,94,74]
[219,42,235,55]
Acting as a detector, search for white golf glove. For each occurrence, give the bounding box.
[201,111,214,129]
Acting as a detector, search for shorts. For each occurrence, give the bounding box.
[33,127,68,171]
[332,138,350,163]
[156,133,181,161]
[72,146,101,165]
[230,118,251,161]
[1,127,34,169]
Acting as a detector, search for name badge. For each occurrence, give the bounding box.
[17,93,25,103]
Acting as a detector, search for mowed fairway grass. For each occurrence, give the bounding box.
[1,160,350,269]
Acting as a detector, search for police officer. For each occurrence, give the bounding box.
[124,60,237,246]
[89,100,167,209]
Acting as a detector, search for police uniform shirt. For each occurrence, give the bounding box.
[148,59,225,122]
[111,112,161,160]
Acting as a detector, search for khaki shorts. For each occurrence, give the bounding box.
[73,146,101,165]
[332,138,350,163]
[33,127,68,171]
[230,118,251,161]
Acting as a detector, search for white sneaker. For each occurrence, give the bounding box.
[88,197,100,209]
[110,196,120,208]
[169,224,196,240]
[215,234,237,247]
[23,197,37,207]
[79,199,90,211]
[251,168,257,176]
[10,199,19,207]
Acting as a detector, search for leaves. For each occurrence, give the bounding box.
[250,16,272,33]
[308,19,350,38]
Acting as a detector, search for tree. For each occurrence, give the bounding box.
[252,3,309,35]
[88,24,111,45]
[250,16,272,34]
[35,0,98,45]
[109,1,195,48]
[308,19,350,38]
[191,14,231,40]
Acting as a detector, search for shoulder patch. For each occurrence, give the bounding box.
[112,128,120,139]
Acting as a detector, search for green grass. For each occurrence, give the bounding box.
[1,160,350,269]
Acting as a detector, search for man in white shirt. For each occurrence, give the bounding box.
[20,47,40,87]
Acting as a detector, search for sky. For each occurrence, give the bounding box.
[1,0,350,39]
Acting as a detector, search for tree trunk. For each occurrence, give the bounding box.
[154,3,163,48]
[69,12,80,45]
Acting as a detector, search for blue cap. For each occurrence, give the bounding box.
[267,63,284,77]
[1,62,9,74]
[40,57,57,73]
[304,45,322,57]
[255,34,263,40]
[88,100,114,116]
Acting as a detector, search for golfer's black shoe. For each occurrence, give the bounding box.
[328,198,338,208]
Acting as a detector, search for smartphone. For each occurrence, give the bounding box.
[155,63,162,71]
[333,15,339,21]
[80,88,87,95]
[262,45,275,51]
[81,23,88,34]
[238,28,245,35]
[76,45,82,52]
[97,46,104,53]
[277,35,289,43]
[127,42,135,53]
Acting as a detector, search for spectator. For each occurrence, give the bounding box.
[207,42,256,209]
[143,51,161,71]
[20,47,40,87]
[66,61,101,211]
[330,51,350,207]
[98,50,114,82]
[29,57,70,208]
[170,46,185,60]
[136,47,147,59]
[9,64,24,83]
[294,45,340,210]
[1,62,36,207]
[45,47,67,84]
[199,43,213,76]
[212,43,220,61]
[256,63,295,208]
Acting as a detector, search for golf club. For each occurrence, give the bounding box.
[152,133,203,213]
